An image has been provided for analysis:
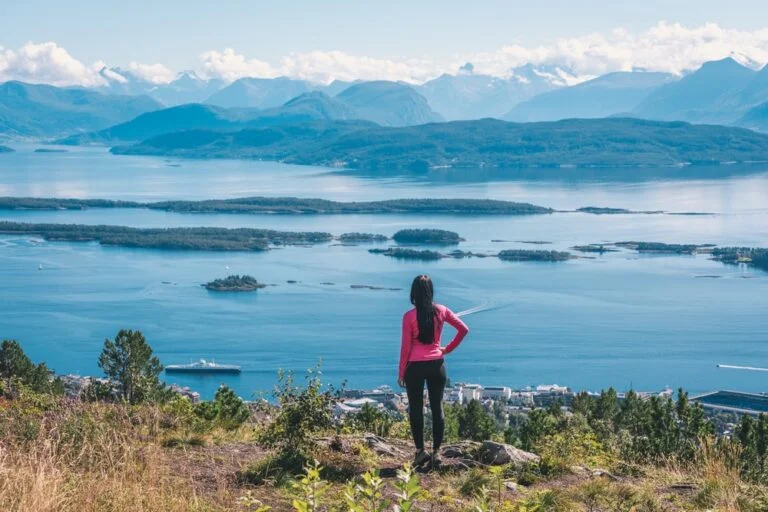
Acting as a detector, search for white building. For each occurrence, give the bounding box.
[482,386,512,401]
[459,383,483,403]
[536,384,569,394]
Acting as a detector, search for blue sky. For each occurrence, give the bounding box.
[2,0,768,85]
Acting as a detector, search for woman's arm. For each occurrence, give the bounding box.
[441,307,469,355]
[398,313,412,381]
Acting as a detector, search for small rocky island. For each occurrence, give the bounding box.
[338,232,389,243]
[572,244,619,254]
[204,275,266,292]
[369,248,443,260]
[498,249,573,262]
[392,229,463,245]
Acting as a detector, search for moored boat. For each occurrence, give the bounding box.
[164,359,241,374]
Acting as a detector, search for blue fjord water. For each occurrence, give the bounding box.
[1,145,768,399]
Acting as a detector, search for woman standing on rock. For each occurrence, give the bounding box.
[398,274,469,469]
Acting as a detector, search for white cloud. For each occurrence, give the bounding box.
[127,61,175,84]
[0,42,105,87]
[198,48,276,82]
[4,23,768,89]
[463,22,768,78]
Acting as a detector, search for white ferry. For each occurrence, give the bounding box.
[164,359,241,374]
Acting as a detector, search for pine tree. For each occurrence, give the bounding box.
[98,329,166,404]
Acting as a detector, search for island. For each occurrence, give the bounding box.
[204,275,266,292]
[445,250,494,259]
[0,145,14,153]
[576,207,663,215]
[571,244,619,254]
[350,284,402,291]
[392,229,463,245]
[497,249,573,262]
[711,247,768,272]
[368,248,442,261]
[34,148,69,153]
[111,118,768,169]
[0,197,553,216]
[338,233,389,243]
[0,221,332,252]
[615,242,715,254]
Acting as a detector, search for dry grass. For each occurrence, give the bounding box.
[2,398,768,512]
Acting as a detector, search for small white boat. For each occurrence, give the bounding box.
[164,359,241,374]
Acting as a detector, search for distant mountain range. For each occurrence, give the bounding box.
[59,84,437,144]
[5,57,768,141]
[633,58,762,124]
[0,81,161,138]
[505,72,676,122]
[97,67,225,106]
[417,63,577,120]
[112,118,768,169]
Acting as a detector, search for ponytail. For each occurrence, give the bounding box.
[410,275,436,344]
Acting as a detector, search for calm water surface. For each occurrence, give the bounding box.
[1,145,767,398]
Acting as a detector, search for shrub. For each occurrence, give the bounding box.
[259,367,336,457]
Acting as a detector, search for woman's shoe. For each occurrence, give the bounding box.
[430,453,442,470]
[413,449,431,467]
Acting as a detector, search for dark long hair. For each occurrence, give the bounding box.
[410,275,436,344]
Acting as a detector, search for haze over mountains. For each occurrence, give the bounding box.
[4,57,768,144]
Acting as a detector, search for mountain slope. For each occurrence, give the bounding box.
[336,81,442,126]
[113,117,768,169]
[735,101,768,132]
[633,58,756,123]
[505,72,676,122]
[0,81,161,138]
[205,77,313,108]
[418,64,572,120]
[59,92,365,145]
[57,103,261,145]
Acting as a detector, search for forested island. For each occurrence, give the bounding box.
[368,248,443,260]
[0,222,332,251]
[392,228,463,245]
[338,232,389,243]
[615,242,715,254]
[572,244,619,254]
[0,145,14,153]
[0,196,553,215]
[111,118,768,169]
[712,247,768,272]
[34,148,69,153]
[204,275,266,291]
[497,249,573,262]
[577,207,663,215]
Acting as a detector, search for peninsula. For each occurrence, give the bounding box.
[0,222,332,251]
[0,196,553,216]
[204,275,266,291]
[111,118,768,169]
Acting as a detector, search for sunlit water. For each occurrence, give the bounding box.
[1,145,768,398]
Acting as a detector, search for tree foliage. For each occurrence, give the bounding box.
[0,340,63,396]
[97,329,166,404]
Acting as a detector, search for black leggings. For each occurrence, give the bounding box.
[404,359,447,452]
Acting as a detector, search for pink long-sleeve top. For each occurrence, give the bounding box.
[399,303,469,380]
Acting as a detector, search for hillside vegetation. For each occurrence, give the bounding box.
[2,334,768,511]
[0,196,554,215]
[0,81,161,137]
[112,118,768,169]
